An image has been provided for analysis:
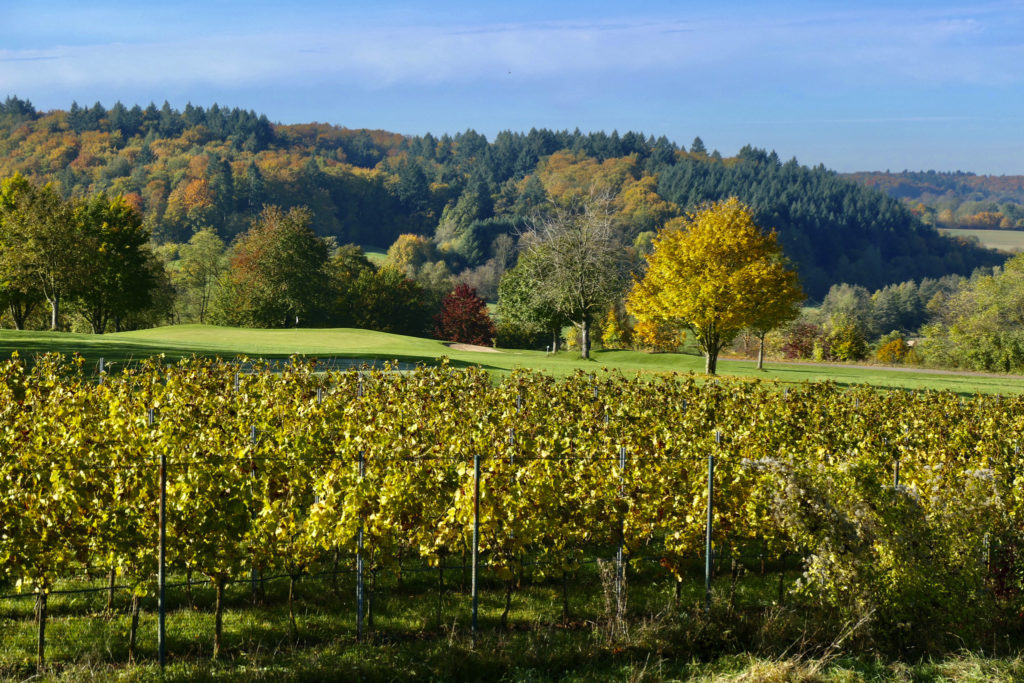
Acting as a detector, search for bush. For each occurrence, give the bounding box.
[828,320,869,361]
[762,456,1001,652]
[876,337,909,364]
[600,306,632,350]
[495,321,554,350]
[780,321,826,359]
[632,319,684,352]
[904,346,923,365]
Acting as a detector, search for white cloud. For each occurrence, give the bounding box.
[1,5,1022,93]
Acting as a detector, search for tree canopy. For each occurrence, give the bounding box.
[433,284,496,346]
[73,193,157,333]
[213,206,329,328]
[628,197,804,374]
[517,193,628,359]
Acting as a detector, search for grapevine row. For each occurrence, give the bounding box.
[1,353,1022,661]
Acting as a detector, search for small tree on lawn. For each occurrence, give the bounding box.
[434,284,497,346]
[627,197,803,374]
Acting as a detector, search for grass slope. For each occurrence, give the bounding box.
[0,324,1020,394]
[359,245,388,267]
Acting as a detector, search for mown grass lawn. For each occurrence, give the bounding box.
[0,324,1021,394]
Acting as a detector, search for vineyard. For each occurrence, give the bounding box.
[1,354,1024,676]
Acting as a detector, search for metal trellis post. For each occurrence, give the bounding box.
[616,445,627,620]
[705,431,719,613]
[250,425,258,603]
[154,407,166,670]
[472,452,480,646]
[356,449,365,641]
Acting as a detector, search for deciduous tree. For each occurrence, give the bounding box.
[433,284,496,346]
[0,175,80,330]
[0,175,44,328]
[385,233,436,277]
[73,193,157,333]
[627,197,803,374]
[496,252,566,351]
[173,228,226,324]
[348,266,433,336]
[214,206,329,328]
[518,193,627,359]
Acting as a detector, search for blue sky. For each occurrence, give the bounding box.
[2,1,1023,174]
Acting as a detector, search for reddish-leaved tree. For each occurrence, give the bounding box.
[434,284,497,346]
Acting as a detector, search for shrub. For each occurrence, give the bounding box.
[876,338,909,364]
[495,321,553,350]
[600,306,632,350]
[780,321,826,359]
[632,319,684,352]
[433,284,496,346]
[904,346,923,365]
[763,456,1000,652]
[828,320,868,361]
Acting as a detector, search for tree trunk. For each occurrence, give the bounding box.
[128,594,141,663]
[106,568,116,611]
[437,559,444,629]
[331,549,340,597]
[49,296,59,331]
[9,301,31,330]
[561,570,570,625]
[36,591,47,669]
[705,351,718,375]
[501,579,513,630]
[213,577,225,660]
[551,328,560,353]
[287,575,298,641]
[757,333,766,370]
[580,320,591,359]
[185,568,194,609]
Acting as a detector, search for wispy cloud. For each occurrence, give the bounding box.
[773,116,980,124]
[0,54,62,62]
[2,4,1022,94]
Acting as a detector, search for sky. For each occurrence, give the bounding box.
[2,0,1023,174]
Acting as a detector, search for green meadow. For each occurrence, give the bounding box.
[0,324,1020,394]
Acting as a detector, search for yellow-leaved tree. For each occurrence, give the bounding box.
[627,197,803,374]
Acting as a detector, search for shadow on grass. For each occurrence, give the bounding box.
[0,339,510,377]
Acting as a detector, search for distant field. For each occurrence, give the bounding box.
[940,227,1024,252]
[360,244,388,266]
[0,325,1021,394]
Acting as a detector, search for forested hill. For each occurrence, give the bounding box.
[843,170,1024,231]
[0,96,1004,299]
[844,170,1024,204]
